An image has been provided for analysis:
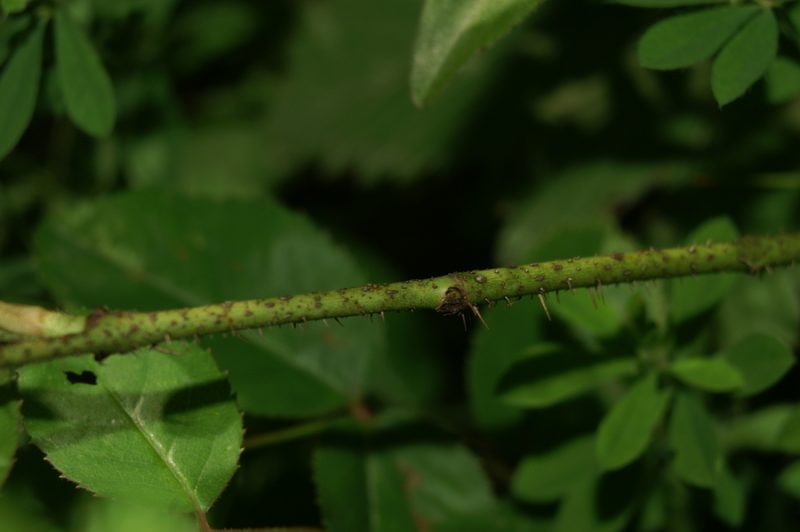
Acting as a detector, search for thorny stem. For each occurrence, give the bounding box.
[0,233,798,369]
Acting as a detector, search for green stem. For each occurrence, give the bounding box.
[1,233,798,369]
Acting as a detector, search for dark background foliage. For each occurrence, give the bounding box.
[1,0,799,530]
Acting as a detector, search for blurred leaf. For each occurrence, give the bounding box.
[468,303,543,429]
[75,499,196,532]
[669,392,721,487]
[638,6,758,70]
[779,461,800,499]
[262,0,495,183]
[720,404,800,454]
[1,0,29,13]
[670,217,739,323]
[390,440,495,527]
[713,466,746,527]
[612,0,726,6]
[435,502,550,532]
[497,344,638,409]
[172,2,259,72]
[497,161,689,265]
[315,419,497,532]
[669,358,743,393]
[533,226,626,337]
[512,434,596,502]
[765,56,800,103]
[596,373,671,470]
[34,192,383,417]
[0,23,43,161]
[722,334,795,396]
[555,475,635,532]
[0,488,61,532]
[411,0,541,106]
[718,269,800,347]
[0,376,20,488]
[18,343,242,512]
[55,9,115,137]
[313,425,417,532]
[711,9,777,106]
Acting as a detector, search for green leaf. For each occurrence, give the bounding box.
[262,0,495,183]
[496,161,690,265]
[411,0,542,107]
[511,435,596,502]
[497,345,638,409]
[34,192,383,417]
[0,24,43,161]
[670,217,739,323]
[18,343,242,512]
[718,269,800,347]
[596,373,671,470]
[722,334,795,396]
[313,426,417,532]
[77,499,196,532]
[554,475,635,532]
[669,392,721,487]
[390,440,496,526]
[637,6,758,70]
[711,9,778,106]
[55,9,116,137]
[612,0,726,7]
[314,419,496,531]
[720,404,800,454]
[669,358,743,392]
[765,56,800,103]
[0,375,20,488]
[468,303,543,429]
[713,466,746,527]
[1,0,30,14]
[779,461,800,499]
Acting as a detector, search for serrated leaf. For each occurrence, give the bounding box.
[779,461,800,499]
[33,192,383,417]
[468,304,543,429]
[0,23,43,161]
[512,434,596,502]
[411,0,542,107]
[669,392,721,487]
[637,6,758,70]
[55,9,116,137]
[765,56,800,103]
[669,358,743,392]
[722,334,795,396]
[262,0,494,183]
[596,373,670,470]
[711,9,777,106]
[670,217,739,323]
[18,343,242,512]
[497,345,638,409]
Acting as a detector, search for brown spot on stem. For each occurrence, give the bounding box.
[612,252,624,261]
[535,274,545,281]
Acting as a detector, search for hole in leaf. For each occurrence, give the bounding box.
[64,370,97,385]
